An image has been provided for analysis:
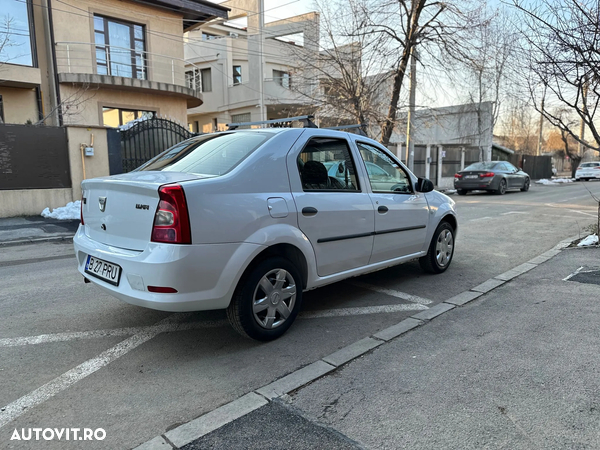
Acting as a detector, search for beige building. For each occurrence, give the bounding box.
[1,0,229,128]
[184,0,319,133]
[0,0,228,217]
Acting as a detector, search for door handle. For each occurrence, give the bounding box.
[302,207,318,217]
[377,206,388,213]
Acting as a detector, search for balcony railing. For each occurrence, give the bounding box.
[55,42,204,91]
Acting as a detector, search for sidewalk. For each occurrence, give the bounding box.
[0,216,79,245]
[139,243,600,450]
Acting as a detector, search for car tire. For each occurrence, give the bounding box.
[227,257,302,341]
[520,178,530,192]
[496,179,507,195]
[419,221,455,274]
[457,189,468,195]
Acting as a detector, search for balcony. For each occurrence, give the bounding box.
[55,42,204,108]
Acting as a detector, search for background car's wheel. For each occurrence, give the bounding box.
[496,179,507,195]
[227,257,302,341]
[520,178,530,192]
[457,189,468,195]
[419,221,455,274]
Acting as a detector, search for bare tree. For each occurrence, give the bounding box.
[287,0,393,136]
[512,0,600,153]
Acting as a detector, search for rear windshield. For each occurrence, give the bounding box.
[580,162,599,168]
[136,132,271,176]
[464,162,498,171]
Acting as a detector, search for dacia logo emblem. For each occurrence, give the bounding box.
[99,196,107,212]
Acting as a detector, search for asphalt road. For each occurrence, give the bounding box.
[1,181,599,449]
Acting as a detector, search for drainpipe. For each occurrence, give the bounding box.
[43,0,62,125]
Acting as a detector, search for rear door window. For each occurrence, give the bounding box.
[136,132,271,176]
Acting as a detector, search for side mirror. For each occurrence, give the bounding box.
[415,177,434,193]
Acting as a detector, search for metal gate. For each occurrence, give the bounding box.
[110,117,198,174]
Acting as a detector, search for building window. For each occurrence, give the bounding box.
[231,113,251,124]
[1,0,35,66]
[0,95,4,123]
[273,70,291,89]
[233,65,242,85]
[201,68,212,92]
[102,107,154,127]
[94,15,146,79]
[202,32,219,40]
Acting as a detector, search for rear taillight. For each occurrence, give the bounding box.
[454,173,462,179]
[594,166,600,170]
[480,172,495,178]
[151,184,191,244]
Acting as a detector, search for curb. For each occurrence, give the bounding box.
[132,234,581,449]
[0,235,74,247]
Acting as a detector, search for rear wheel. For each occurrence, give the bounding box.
[496,179,507,195]
[457,189,468,195]
[419,221,455,274]
[520,178,530,192]
[227,257,302,341]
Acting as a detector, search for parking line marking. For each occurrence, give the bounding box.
[0,314,190,429]
[299,304,427,319]
[500,211,528,216]
[348,281,433,305]
[469,216,492,222]
[0,320,228,348]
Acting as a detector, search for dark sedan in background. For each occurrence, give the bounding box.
[454,161,530,195]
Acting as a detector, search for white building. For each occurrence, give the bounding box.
[184,0,319,133]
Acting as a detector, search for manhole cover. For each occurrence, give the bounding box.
[566,268,600,286]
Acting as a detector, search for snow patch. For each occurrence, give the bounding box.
[577,234,599,247]
[41,201,81,220]
[535,178,574,185]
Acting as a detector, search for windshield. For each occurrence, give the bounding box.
[136,132,271,176]
[464,162,498,171]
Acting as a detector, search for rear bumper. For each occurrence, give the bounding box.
[575,172,600,180]
[73,225,264,312]
[453,178,497,190]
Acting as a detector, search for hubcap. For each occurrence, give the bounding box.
[252,268,296,329]
[500,181,506,194]
[435,229,454,268]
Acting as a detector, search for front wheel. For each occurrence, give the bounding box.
[419,221,455,274]
[496,179,507,195]
[520,178,530,192]
[227,257,302,341]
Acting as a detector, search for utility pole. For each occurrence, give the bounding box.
[536,94,545,156]
[405,47,417,171]
[257,0,266,122]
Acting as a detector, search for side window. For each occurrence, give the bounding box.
[497,163,509,171]
[297,138,360,191]
[357,142,412,193]
[505,162,517,172]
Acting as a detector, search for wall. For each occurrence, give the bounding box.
[60,84,188,127]
[67,126,109,200]
[0,87,38,124]
[0,125,110,217]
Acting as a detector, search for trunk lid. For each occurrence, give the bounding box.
[81,171,201,250]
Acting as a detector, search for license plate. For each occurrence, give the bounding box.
[465,175,478,179]
[85,255,121,286]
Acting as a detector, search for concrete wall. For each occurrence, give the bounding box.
[0,125,110,217]
[0,87,39,124]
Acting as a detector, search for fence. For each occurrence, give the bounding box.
[0,124,71,190]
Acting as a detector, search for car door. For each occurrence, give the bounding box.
[503,162,521,188]
[289,134,375,277]
[354,140,430,263]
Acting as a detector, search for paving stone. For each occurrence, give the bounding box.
[322,337,384,367]
[444,291,483,306]
[165,393,268,448]
[256,361,335,400]
[411,302,455,321]
[373,318,423,341]
[471,278,506,293]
